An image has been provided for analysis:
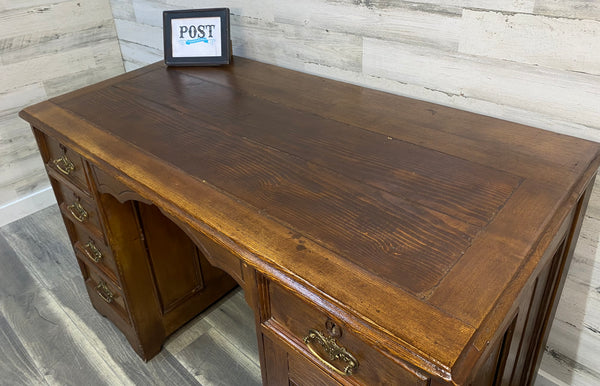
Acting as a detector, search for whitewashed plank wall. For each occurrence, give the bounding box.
[0,0,124,227]
[108,0,600,384]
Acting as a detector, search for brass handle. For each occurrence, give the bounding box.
[95,281,113,304]
[67,202,88,223]
[53,155,75,175]
[303,329,358,376]
[84,241,103,263]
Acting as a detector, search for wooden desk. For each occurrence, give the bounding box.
[20,58,600,385]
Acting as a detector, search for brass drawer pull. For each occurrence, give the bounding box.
[84,241,103,263]
[53,155,75,175]
[303,329,359,376]
[67,202,88,223]
[96,281,114,304]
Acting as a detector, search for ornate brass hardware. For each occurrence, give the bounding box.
[84,241,103,263]
[303,329,359,376]
[95,281,114,304]
[67,202,88,223]
[53,155,75,175]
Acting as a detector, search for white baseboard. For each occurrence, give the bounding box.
[0,187,56,228]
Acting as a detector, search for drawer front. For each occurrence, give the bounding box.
[55,182,103,233]
[43,133,89,191]
[267,283,429,385]
[80,260,130,326]
[71,223,119,285]
[289,349,339,386]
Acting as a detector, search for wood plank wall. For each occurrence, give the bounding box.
[108,1,600,384]
[0,0,124,226]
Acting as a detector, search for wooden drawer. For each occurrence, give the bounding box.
[266,282,428,385]
[71,223,119,285]
[42,133,89,192]
[54,182,103,235]
[80,259,130,327]
[289,349,339,386]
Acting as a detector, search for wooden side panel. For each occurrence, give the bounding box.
[96,193,164,360]
[92,162,239,345]
[509,256,558,384]
[96,192,239,351]
[526,179,597,384]
[493,181,594,385]
[467,318,515,386]
[137,202,205,314]
[455,239,568,385]
[134,202,238,336]
[262,335,291,386]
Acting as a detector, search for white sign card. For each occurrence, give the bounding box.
[171,17,222,58]
[163,8,230,66]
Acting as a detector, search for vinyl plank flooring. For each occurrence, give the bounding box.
[203,291,260,361]
[0,235,47,386]
[0,231,39,298]
[0,206,261,385]
[51,275,200,386]
[174,328,261,386]
[0,205,80,291]
[0,314,47,386]
[0,232,122,385]
[164,290,261,385]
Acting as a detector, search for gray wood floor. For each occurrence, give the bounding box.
[0,205,261,386]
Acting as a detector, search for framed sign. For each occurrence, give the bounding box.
[163,8,231,66]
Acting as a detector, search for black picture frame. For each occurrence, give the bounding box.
[163,8,231,66]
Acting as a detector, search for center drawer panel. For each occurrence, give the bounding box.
[42,133,89,192]
[266,282,429,385]
[79,259,131,328]
[70,223,119,285]
[54,182,103,235]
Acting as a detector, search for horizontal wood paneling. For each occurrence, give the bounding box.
[233,16,363,73]
[363,38,600,129]
[273,0,461,51]
[2,43,120,91]
[0,1,111,41]
[0,0,124,225]
[459,10,600,75]
[534,0,600,20]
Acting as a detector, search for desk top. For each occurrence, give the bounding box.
[20,57,600,379]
